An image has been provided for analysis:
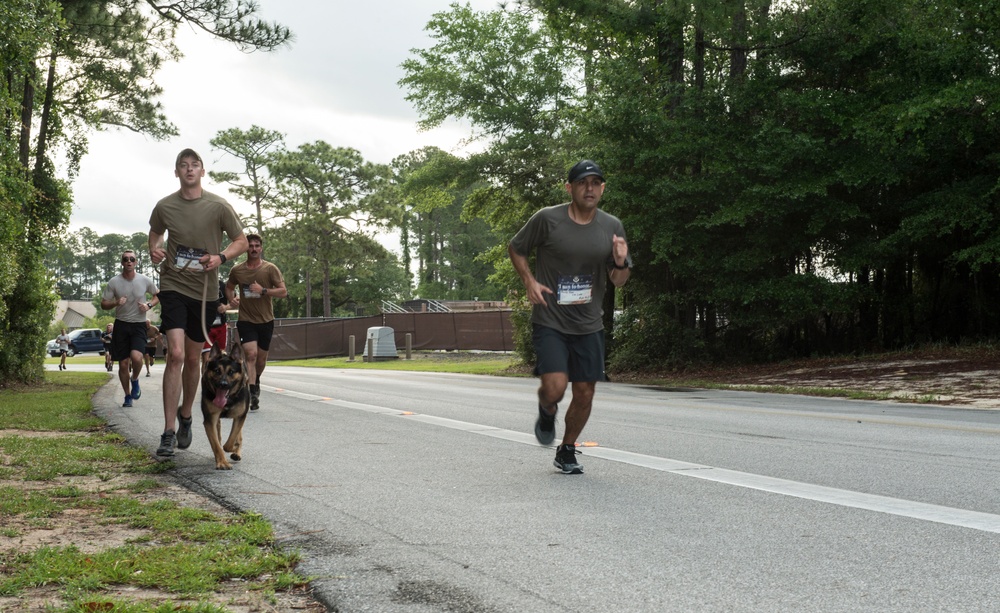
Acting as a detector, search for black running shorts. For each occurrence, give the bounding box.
[532,324,606,383]
[236,320,275,351]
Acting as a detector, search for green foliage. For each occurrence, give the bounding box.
[2,0,292,385]
[209,124,286,234]
[267,141,398,317]
[609,297,707,371]
[388,147,505,301]
[0,247,57,385]
[506,291,535,366]
[506,0,1000,363]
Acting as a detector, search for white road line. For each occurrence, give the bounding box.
[269,389,1000,534]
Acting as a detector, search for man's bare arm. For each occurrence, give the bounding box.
[508,243,552,306]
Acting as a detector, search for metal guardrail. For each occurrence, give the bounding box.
[425,299,450,313]
[381,300,409,314]
[381,300,452,313]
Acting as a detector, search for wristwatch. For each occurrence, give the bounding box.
[261,288,268,296]
[146,302,153,309]
[611,260,629,270]
[218,253,227,264]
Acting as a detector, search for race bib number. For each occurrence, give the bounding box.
[175,245,207,271]
[557,274,593,305]
[242,283,261,299]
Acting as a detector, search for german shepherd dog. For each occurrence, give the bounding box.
[201,342,250,470]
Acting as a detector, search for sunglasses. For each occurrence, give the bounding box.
[121,257,137,263]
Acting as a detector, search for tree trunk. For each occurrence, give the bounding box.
[18,64,36,173]
[34,46,58,176]
[304,268,312,318]
[730,3,748,82]
[655,0,686,112]
[4,68,14,143]
[322,257,331,318]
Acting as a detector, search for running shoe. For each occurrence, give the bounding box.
[250,385,260,411]
[130,379,141,399]
[553,444,583,474]
[534,403,557,445]
[156,431,176,457]
[122,395,132,408]
[176,415,193,449]
[145,372,150,377]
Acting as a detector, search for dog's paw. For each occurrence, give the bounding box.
[214,461,233,470]
[230,452,241,461]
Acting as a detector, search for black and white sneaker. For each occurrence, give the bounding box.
[553,444,583,474]
[250,385,260,411]
[534,403,557,445]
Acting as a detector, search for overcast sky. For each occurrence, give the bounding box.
[67,0,498,244]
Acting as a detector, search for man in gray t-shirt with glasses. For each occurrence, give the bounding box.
[508,160,633,475]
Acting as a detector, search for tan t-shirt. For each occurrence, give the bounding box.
[149,190,243,300]
[227,261,284,324]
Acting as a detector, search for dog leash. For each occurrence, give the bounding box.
[200,273,213,350]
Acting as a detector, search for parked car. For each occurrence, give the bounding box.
[47,328,106,357]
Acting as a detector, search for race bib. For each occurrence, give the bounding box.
[242,283,261,299]
[175,245,207,271]
[557,274,593,305]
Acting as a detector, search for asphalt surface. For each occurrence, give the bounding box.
[79,362,1000,613]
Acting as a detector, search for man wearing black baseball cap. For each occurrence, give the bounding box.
[508,159,632,475]
[567,159,604,183]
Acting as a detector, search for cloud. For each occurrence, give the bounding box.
[68,0,497,240]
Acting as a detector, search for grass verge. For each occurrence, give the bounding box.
[275,352,522,376]
[0,372,318,612]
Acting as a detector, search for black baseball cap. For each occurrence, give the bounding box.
[567,160,604,183]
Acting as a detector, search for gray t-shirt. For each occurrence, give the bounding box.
[509,203,630,335]
[102,273,159,323]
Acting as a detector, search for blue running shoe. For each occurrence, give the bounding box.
[122,395,133,408]
[131,378,141,399]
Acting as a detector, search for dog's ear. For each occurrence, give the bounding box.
[229,341,245,362]
[209,343,223,360]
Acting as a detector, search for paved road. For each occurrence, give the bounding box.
[84,363,1000,612]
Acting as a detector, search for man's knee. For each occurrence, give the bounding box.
[539,373,569,404]
[571,382,596,406]
[166,345,184,365]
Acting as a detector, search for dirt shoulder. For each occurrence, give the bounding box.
[617,345,1000,409]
